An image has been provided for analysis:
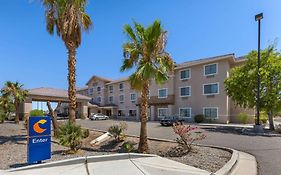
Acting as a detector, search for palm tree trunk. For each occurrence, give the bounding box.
[47,101,61,137]
[15,101,19,124]
[138,81,149,153]
[67,42,77,123]
[268,109,275,130]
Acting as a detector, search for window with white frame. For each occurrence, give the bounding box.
[97,96,101,103]
[204,63,217,76]
[180,86,191,97]
[158,108,168,118]
[109,85,113,93]
[89,88,93,96]
[203,107,218,119]
[130,93,137,101]
[158,88,168,98]
[179,108,191,118]
[119,83,124,91]
[108,96,113,103]
[97,86,101,92]
[119,94,124,102]
[203,83,219,95]
[129,110,137,116]
[180,69,190,80]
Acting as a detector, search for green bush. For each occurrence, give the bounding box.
[275,124,281,134]
[108,122,128,142]
[237,113,249,124]
[82,128,90,138]
[30,109,44,116]
[194,114,204,123]
[122,141,135,153]
[0,108,5,123]
[260,111,268,124]
[58,122,84,152]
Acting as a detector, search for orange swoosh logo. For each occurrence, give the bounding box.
[33,119,47,134]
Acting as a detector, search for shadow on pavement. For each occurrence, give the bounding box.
[0,135,27,145]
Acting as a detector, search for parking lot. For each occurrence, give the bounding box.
[77,119,281,175]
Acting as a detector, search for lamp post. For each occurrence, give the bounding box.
[254,13,263,131]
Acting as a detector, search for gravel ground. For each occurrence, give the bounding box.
[0,122,231,173]
[0,122,111,170]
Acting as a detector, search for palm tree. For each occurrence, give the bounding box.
[1,81,28,124]
[121,20,175,153]
[42,0,92,123]
[0,94,14,123]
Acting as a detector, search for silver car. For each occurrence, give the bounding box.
[90,113,109,120]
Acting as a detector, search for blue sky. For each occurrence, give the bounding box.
[0,0,280,90]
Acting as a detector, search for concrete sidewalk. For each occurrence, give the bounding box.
[229,152,257,175]
[0,154,211,175]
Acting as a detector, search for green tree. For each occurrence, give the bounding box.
[0,94,15,123]
[121,20,175,153]
[42,0,92,123]
[225,46,281,130]
[1,81,28,124]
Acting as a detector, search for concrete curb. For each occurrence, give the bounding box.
[85,128,246,175]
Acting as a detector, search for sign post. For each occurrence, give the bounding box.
[28,116,51,164]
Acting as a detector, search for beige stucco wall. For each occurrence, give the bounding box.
[174,59,230,123]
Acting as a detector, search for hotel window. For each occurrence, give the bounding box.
[203,107,218,119]
[158,108,168,118]
[109,85,113,93]
[118,110,125,116]
[179,108,191,118]
[130,93,137,101]
[97,86,101,92]
[89,88,93,96]
[158,88,168,98]
[129,110,137,116]
[108,96,113,103]
[180,69,190,80]
[203,83,219,95]
[180,86,191,97]
[119,94,124,102]
[119,83,124,91]
[204,63,217,76]
[97,96,101,103]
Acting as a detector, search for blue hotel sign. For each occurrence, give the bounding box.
[28,116,51,164]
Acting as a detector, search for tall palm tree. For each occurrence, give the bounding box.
[121,20,175,153]
[1,81,28,124]
[42,0,92,123]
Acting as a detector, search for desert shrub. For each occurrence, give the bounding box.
[0,108,5,123]
[58,122,83,152]
[260,111,268,124]
[172,123,205,155]
[108,122,128,142]
[194,114,204,123]
[237,113,249,124]
[81,114,86,120]
[122,141,136,153]
[30,109,44,116]
[82,128,90,138]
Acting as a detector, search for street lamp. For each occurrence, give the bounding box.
[254,13,263,131]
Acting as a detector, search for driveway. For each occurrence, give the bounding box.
[77,119,281,175]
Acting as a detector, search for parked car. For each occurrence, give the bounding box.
[159,116,184,126]
[90,113,109,120]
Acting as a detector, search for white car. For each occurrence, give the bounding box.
[90,113,109,120]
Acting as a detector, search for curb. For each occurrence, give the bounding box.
[85,128,242,175]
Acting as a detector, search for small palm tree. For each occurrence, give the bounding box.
[121,20,175,153]
[1,81,28,124]
[42,0,92,123]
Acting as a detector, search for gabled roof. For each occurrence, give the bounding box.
[86,75,112,85]
[175,53,245,69]
[28,87,91,101]
[106,77,129,85]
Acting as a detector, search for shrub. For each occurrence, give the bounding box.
[82,128,90,138]
[58,122,84,152]
[194,114,204,123]
[122,141,136,153]
[237,113,249,124]
[30,109,44,116]
[108,122,128,142]
[260,111,268,124]
[172,123,205,154]
[0,108,5,123]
